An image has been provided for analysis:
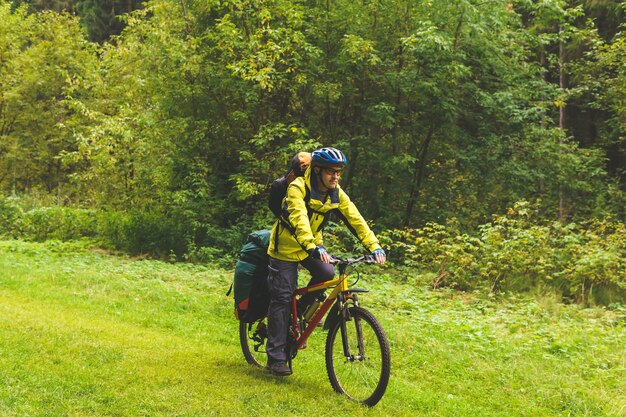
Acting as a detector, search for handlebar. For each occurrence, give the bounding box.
[329,254,377,265]
[328,254,378,278]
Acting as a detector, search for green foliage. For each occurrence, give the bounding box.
[21,207,98,242]
[0,195,98,241]
[74,0,143,42]
[0,196,185,257]
[96,209,189,257]
[11,0,144,42]
[0,0,623,230]
[379,220,482,291]
[0,195,24,236]
[380,201,626,304]
[231,123,320,201]
[1,0,626,295]
[0,3,97,199]
[577,28,626,177]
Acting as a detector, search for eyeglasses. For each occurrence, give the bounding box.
[323,168,343,177]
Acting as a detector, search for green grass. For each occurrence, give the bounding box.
[0,239,624,416]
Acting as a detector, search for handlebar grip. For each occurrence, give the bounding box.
[363,254,377,264]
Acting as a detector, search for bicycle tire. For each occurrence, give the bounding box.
[239,318,268,367]
[325,306,390,407]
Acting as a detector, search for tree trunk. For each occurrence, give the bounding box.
[404,123,434,227]
[558,26,567,222]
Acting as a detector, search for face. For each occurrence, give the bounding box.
[316,166,342,190]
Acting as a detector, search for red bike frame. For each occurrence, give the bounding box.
[290,271,351,348]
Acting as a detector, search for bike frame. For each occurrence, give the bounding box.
[290,269,352,349]
[241,255,388,407]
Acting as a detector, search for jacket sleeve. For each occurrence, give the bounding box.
[314,229,324,247]
[285,182,317,252]
[336,189,381,253]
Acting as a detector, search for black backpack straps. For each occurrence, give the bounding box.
[272,220,286,253]
[334,209,366,246]
[273,185,319,253]
[318,208,336,232]
[305,185,336,233]
[303,185,330,233]
[305,186,313,219]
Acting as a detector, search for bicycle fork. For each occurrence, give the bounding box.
[338,293,366,362]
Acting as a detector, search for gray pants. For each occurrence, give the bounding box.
[266,257,335,362]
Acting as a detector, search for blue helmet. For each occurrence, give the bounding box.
[311,147,347,168]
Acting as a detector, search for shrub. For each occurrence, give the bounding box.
[21,207,99,241]
[0,196,24,238]
[0,196,98,241]
[477,203,556,292]
[379,201,626,304]
[0,196,191,258]
[562,220,626,303]
[379,221,481,290]
[97,210,188,257]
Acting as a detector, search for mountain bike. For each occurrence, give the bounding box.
[238,255,391,407]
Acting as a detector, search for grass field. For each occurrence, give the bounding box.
[0,239,624,416]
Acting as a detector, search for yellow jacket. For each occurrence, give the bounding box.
[268,167,381,261]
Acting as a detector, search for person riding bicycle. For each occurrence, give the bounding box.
[265,146,386,376]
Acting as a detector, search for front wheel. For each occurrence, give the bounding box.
[239,318,268,367]
[325,306,391,407]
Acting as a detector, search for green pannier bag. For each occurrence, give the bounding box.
[233,229,271,322]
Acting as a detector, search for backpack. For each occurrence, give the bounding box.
[232,229,271,322]
[268,174,295,219]
[268,152,311,217]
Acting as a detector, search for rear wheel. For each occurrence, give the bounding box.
[239,317,268,367]
[325,306,390,407]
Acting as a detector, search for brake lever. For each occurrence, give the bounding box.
[362,254,377,264]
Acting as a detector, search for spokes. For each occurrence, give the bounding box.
[240,318,268,367]
[335,321,382,393]
[325,307,390,407]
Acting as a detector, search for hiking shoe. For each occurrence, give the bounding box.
[267,360,292,376]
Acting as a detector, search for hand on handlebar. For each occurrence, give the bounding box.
[309,245,332,264]
[371,248,386,265]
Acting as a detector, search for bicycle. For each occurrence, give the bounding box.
[239,255,391,407]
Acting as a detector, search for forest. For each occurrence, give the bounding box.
[0,0,625,303]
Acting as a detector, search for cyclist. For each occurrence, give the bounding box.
[265,146,386,376]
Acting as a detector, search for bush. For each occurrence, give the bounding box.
[379,201,626,304]
[0,196,24,237]
[0,196,98,241]
[22,207,99,241]
[379,221,481,290]
[97,210,188,257]
[181,221,256,265]
[322,220,366,256]
[561,220,626,303]
[0,196,191,258]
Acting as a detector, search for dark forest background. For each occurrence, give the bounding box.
[1,0,625,302]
